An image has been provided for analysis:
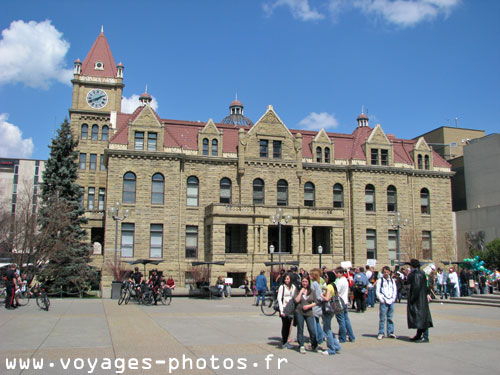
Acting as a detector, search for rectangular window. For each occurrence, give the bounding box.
[185,226,198,258]
[381,149,389,166]
[422,231,432,259]
[100,154,106,171]
[134,131,144,150]
[79,153,86,170]
[148,132,157,151]
[388,230,397,261]
[225,224,248,253]
[98,188,105,211]
[366,229,377,259]
[273,140,282,159]
[121,223,134,257]
[259,140,268,158]
[89,154,97,170]
[312,227,331,254]
[87,187,95,210]
[371,149,379,165]
[150,224,163,258]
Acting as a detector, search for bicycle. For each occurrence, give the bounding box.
[261,289,278,316]
[159,287,172,305]
[31,285,50,311]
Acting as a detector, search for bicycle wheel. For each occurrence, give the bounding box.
[124,289,131,304]
[44,294,50,311]
[36,294,49,311]
[160,290,172,305]
[141,292,153,306]
[261,296,277,316]
[118,288,127,305]
[16,290,30,306]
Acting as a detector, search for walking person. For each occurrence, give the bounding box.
[321,271,342,355]
[293,276,319,354]
[334,267,356,343]
[277,273,296,349]
[255,270,267,306]
[376,266,398,340]
[407,259,433,343]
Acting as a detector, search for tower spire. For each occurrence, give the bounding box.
[101,25,104,33]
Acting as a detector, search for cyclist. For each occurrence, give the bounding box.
[129,267,143,295]
[148,269,161,305]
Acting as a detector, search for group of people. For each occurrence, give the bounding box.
[432,267,496,298]
[128,267,175,305]
[253,259,434,354]
[2,263,29,310]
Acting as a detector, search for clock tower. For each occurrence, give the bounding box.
[69,29,124,255]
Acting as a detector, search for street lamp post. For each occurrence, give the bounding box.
[270,208,292,270]
[108,202,129,279]
[389,212,408,266]
[318,245,323,268]
[269,244,275,284]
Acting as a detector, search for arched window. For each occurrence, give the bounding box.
[420,188,430,214]
[187,176,199,206]
[325,147,330,163]
[102,125,109,141]
[387,185,397,212]
[253,178,265,205]
[81,124,88,139]
[417,154,423,169]
[333,183,344,208]
[316,147,322,163]
[277,179,288,206]
[91,125,99,141]
[365,184,376,211]
[220,178,231,204]
[304,182,315,207]
[424,155,430,170]
[123,172,136,203]
[212,139,218,156]
[151,173,164,204]
[202,138,209,156]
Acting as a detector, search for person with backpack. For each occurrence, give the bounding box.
[353,267,369,313]
[277,273,296,349]
[320,271,342,355]
[376,266,398,340]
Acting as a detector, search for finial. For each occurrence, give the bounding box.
[362,105,364,114]
[101,25,104,33]
[145,84,148,93]
[235,92,238,101]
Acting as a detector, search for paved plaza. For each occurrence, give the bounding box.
[1,297,499,375]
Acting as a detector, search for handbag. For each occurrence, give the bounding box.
[323,283,346,315]
[283,298,297,318]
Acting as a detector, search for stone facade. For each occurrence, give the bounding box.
[70,32,455,287]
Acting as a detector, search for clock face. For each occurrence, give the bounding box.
[86,89,108,109]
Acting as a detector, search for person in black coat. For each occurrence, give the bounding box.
[407,259,433,343]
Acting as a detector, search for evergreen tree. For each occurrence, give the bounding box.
[37,118,97,294]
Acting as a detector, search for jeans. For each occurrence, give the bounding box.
[322,313,341,355]
[295,313,317,348]
[439,284,448,298]
[378,303,394,335]
[367,287,375,307]
[256,290,266,305]
[336,306,355,343]
[314,317,325,344]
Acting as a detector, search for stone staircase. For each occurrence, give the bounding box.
[431,291,500,308]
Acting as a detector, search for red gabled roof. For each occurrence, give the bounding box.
[81,32,117,77]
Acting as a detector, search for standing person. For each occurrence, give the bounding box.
[255,270,267,306]
[393,273,403,303]
[5,264,17,309]
[290,266,302,290]
[376,266,398,340]
[321,271,342,355]
[334,267,356,343]
[309,270,326,346]
[436,268,448,299]
[448,268,460,297]
[353,267,369,313]
[407,259,433,343]
[243,276,251,297]
[365,266,376,308]
[293,276,318,354]
[277,273,296,349]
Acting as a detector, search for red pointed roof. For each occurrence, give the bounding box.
[81,32,117,77]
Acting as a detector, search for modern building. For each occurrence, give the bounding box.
[455,133,500,260]
[70,31,455,289]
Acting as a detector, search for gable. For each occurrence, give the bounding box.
[313,128,332,144]
[366,124,391,145]
[248,105,293,138]
[200,119,221,135]
[131,106,162,128]
[414,137,432,151]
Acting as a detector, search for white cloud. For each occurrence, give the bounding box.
[352,0,460,27]
[121,94,159,114]
[0,114,34,158]
[0,20,72,88]
[299,112,339,131]
[263,0,460,26]
[263,0,325,21]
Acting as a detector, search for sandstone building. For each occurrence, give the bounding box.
[70,31,454,287]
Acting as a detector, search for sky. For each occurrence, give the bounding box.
[0,0,498,160]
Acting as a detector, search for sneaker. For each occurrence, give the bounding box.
[299,346,306,354]
[321,350,329,355]
[377,334,384,340]
[388,333,397,339]
[285,342,294,349]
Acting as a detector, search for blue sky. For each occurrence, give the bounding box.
[0,0,498,160]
